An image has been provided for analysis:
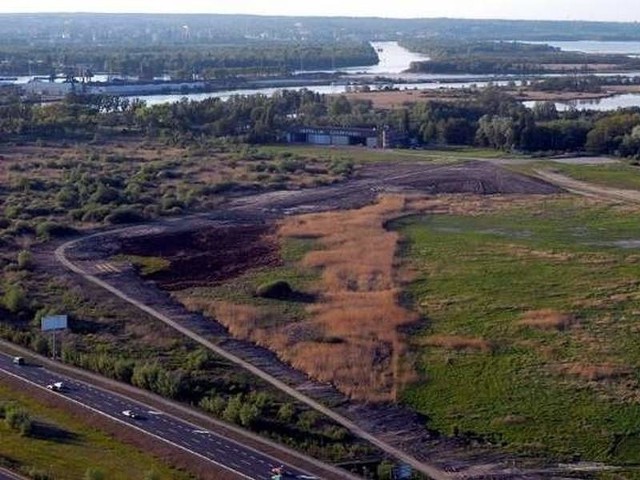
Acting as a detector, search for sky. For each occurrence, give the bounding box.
[1,0,640,22]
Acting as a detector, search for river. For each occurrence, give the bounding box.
[10,40,640,110]
[123,40,640,108]
[524,93,640,112]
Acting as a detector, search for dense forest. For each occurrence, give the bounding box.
[402,40,640,75]
[2,86,640,158]
[0,42,378,79]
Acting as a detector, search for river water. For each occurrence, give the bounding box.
[126,40,640,109]
[524,93,640,112]
[10,40,640,110]
[121,41,505,105]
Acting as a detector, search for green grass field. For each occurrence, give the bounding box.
[176,237,319,329]
[510,159,640,192]
[394,197,640,464]
[549,162,640,191]
[0,383,193,480]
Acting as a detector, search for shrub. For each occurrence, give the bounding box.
[35,222,78,240]
[329,158,354,176]
[276,402,295,423]
[255,280,293,300]
[84,468,105,480]
[105,207,145,225]
[81,206,111,223]
[199,395,226,416]
[3,285,27,314]
[17,250,32,270]
[5,404,32,436]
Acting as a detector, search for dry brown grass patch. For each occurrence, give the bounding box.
[182,194,569,403]
[560,363,632,381]
[422,335,492,352]
[275,196,426,401]
[519,309,575,331]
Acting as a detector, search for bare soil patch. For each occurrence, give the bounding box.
[118,224,281,290]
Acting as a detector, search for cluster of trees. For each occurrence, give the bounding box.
[6,86,640,159]
[39,334,362,462]
[528,76,604,93]
[402,40,640,75]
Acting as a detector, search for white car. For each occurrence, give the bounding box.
[122,409,139,419]
[46,382,64,391]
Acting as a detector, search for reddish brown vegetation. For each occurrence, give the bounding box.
[519,309,575,331]
[560,363,632,381]
[180,194,561,402]
[421,335,493,352]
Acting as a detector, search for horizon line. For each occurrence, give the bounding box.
[0,12,636,24]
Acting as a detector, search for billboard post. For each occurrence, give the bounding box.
[41,315,68,360]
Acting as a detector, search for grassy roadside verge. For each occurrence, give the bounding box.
[507,158,640,192]
[544,162,640,191]
[0,381,193,480]
[393,197,640,465]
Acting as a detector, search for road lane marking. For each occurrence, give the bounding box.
[0,366,253,480]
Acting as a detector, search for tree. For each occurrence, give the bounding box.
[223,394,243,424]
[3,285,27,314]
[585,113,640,153]
[328,95,352,117]
[532,101,559,121]
[238,403,260,427]
[277,402,295,423]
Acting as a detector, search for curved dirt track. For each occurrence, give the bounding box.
[534,169,640,203]
[50,161,565,480]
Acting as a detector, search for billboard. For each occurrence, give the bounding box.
[41,315,68,332]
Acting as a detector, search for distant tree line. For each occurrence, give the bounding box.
[3,14,640,47]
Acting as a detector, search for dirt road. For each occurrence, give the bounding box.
[48,161,565,480]
[534,169,640,203]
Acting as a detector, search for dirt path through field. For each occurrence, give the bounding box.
[534,169,640,203]
[48,161,567,480]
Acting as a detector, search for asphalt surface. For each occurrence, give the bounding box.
[0,468,25,480]
[0,353,312,480]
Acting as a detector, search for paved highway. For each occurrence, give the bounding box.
[0,353,313,480]
[0,467,26,480]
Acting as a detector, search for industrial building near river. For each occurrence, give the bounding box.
[286,126,402,149]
